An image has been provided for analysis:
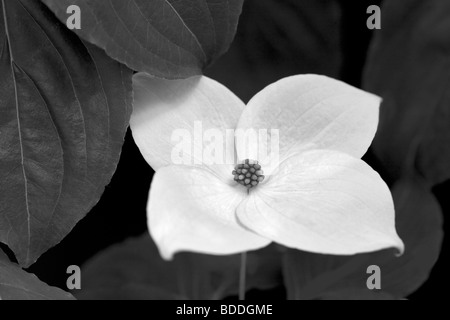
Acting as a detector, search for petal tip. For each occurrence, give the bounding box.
[158,245,175,261]
[394,238,406,257]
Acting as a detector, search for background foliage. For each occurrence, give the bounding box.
[0,0,448,300]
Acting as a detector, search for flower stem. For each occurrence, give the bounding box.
[238,188,251,300]
[239,252,247,300]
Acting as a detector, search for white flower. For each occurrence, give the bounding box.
[130,73,404,260]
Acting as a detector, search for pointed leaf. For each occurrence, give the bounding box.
[42,0,244,79]
[77,234,281,300]
[0,0,132,266]
[0,249,75,300]
[206,0,342,102]
[363,0,450,185]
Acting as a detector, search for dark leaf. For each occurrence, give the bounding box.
[0,249,74,300]
[206,0,342,102]
[174,244,281,299]
[0,0,132,267]
[42,0,244,79]
[77,234,282,300]
[363,0,450,185]
[282,178,443,300]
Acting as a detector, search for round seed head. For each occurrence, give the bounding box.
[233,159,265,189]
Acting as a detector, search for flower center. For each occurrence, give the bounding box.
[232,159,265,189]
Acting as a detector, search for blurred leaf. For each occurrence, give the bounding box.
[0,249,74,300]
[0,0,132,267]
[77,234,282,300]
[282,178,443,300]
[206,0,342,102]
[363,0,450,185]
[174,244,281,299]
[42,0,244,79]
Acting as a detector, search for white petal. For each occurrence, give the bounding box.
[237,150,404,255]
[147,165,270,259]
[131,73,244,179]
[235,75,381,170]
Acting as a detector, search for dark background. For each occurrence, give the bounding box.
[2,0,446,300]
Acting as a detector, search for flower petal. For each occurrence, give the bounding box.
[236,150,404,255]
[235,74,381,167]
[147,165,270,259]
[131,73,244,179]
